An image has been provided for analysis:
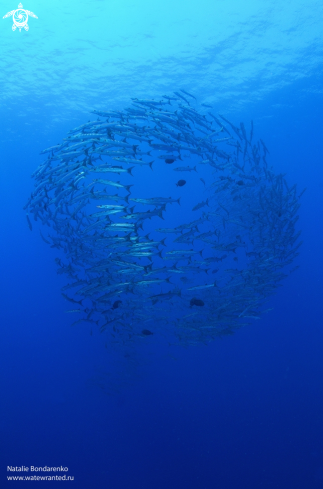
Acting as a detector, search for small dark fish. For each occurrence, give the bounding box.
[190,298,204,307]
[237,180,244,186]
[201,103,213,108]
[165,159,175,164]
[176,179,186,187]
[142,329,153,336]
[26,214,32,231]
[112,300,122,310]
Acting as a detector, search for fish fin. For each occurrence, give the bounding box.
[125,184,134,193]
[149,161,154,170]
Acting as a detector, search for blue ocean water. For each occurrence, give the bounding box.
[1,1,323,487]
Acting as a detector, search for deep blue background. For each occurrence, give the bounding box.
[1,18,323,489]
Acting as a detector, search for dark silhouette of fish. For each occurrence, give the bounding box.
[190,298,205,307]
[142,329,153,336]
[176,179,186,187]
[112,300,122,310]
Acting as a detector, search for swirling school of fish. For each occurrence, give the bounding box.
[25,91,304,347]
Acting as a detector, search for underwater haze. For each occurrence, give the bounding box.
[1,0,323,488]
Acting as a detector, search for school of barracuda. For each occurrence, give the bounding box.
[24,91,304,347]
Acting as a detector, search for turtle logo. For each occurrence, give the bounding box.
[3,3,38,32]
